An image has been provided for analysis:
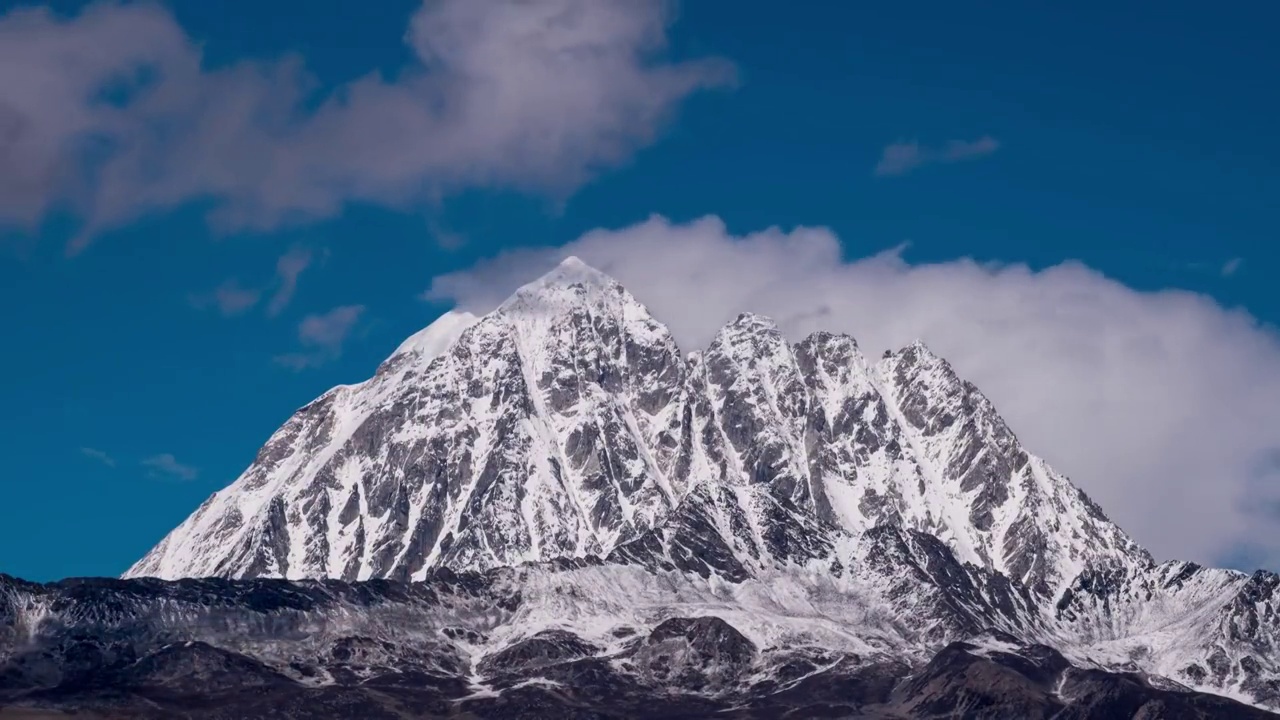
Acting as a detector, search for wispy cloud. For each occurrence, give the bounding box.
[874,135,1000,177]
[79,446,116,467]
[212,280,263,316]
[187,279,262,317]
[428,219,467,251]
[275,304,366,370]
[1222,257,1244,277]
[266,247,314,317]
[191,246,314,318]
[942,136,1000,162]
[298,305,364,347]
[0,0,734,251]
[142,453,198,481]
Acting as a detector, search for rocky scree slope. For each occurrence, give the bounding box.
[1,568,1276,719]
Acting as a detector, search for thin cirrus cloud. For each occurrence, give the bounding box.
[191,279,261,317]
[874,136,1001,177]
[266,247,315,317]
[189,246,314,318]
[275,304,366,370]
[426,214,1280,573]
[79,446,116,467]
[141,453,198,481]
[0,0,735,252]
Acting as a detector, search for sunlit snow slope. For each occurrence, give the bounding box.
[121,257,1280,709]
[128,258,1138,597]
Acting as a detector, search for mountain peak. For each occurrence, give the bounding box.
[714,312,784,342]
[555,254,596,273]
[728,311,778,328]
[390,310,478,359]
[538,255,615,288]
[495,255,630,317]
[899,339,939,360]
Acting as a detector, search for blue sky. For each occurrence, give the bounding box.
[1,0,1277,581]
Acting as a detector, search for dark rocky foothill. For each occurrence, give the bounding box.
[1,573,1274,719]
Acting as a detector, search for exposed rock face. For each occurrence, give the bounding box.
[127,258,1144,603]
[33,256,1266,714]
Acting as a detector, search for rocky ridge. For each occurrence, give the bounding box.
[127,258,1145,603]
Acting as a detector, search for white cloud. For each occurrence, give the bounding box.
[1222,257,1243,277]
[427,214,1280,571]
[297,305,363,347]
[79,446,116,467]
[874,135,1000,176]
[204,279,262,315]
[189,246,314,318]
[275,304,365,370]
[266,246,314,317]
[142,453,198,481]
[0,1,734,250]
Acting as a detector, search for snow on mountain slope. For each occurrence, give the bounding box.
[875,341,1151,600]
[1053,561,1280,707]
[390,309,479,359]
[119,257,1280,709]
[126,257,1145,597]
[13,568,1274,719]
[128,259,689,581]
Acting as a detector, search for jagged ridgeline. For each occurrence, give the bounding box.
[127,257,1142,599]
[2,258,1278,719]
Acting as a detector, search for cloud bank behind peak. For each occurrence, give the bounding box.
[427,215,1280,572]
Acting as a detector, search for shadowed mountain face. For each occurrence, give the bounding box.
[5,259,1278,718]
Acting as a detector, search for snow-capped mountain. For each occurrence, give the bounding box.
[90,257,1280,713]
[126,258,1142,600]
